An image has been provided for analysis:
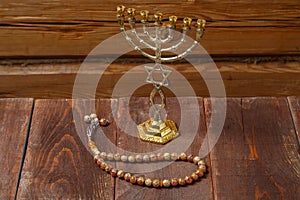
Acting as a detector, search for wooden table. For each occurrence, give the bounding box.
[1,97,299,200]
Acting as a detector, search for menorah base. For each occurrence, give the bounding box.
[137,118,179,144]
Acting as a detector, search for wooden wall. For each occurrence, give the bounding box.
[1,0,300,97]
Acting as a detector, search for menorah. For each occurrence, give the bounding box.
[117,5,206,144]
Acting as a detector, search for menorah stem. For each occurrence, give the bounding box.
[161,29,187,52]
[142,23,156,42]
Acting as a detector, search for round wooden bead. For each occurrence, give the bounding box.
[179,153,187,161]
[157,153,164,161]
[121,155,128,162]
[163,153,171,160]
[187,154,194,163]
[105,165,112,173]
[195,169,204,177]
[152,179,160,188]
[145,178,152,187]
[124,173,131,181]
[178,178,186,186]
[193,156,200,164]
[150,154,157,161]
[198,160,205,166]
[171,153,178,160]
[199,164,206,173]
[107,153,114,161]
[114,153,121,161]
[171,178,179,186]
[100,162,107,170]
[128,155,135,162]
[191,173,198,181]
[100,118,109,126]
[100,152,107,159]
[137,177,145,185]
[184,176,193,184]
[143,155,150,162]
[90,113,97,119]
[111,168,118,177]
[117,170,125,178]
[130,176,137,184]
[135,154,143,162]
[84,115,91,123]
[162,179,170,187]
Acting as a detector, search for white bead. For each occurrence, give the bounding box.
[94,117,99,123]
[143,155,150,162]
[128,155,135,162]
[121,155,128,162]
[163,153,171,160]
[84,115,91,123]
[90,113,97,119]
[193,156,200,164]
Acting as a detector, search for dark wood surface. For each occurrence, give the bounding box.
[0,98,33,200]
[288,96,300,144]
[0,97,299,199]
[1,60,300,98]
[0,0,300,57]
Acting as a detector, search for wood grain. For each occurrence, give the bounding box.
[1,61,300,98]
[0,98,33,200]
[205,97,300,199]
[115,97,213,199]
[287,96,300,145]
[17,99,117,199]
[0,0,300,57]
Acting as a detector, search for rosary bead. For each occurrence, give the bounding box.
[157,153,164,161]
[184,176,193,184]
[162,179,171,187]
[171,153,178,160]
[179,153,187,161]
[195,169,204,177]
[107,153,114,161]
[100,118,109,126]
[193,156,200,164]
[145,178,152,187]
[150,154,157,161]
[117,170,125,178]
[191,173,198,181]
[171,178,179,186]
[111,168,118,177]
[130,176,137,184]
[96,159,103,166]
[198,160,205,166]
[128,155,135,162]
[121,155,128,162]
[105,165,113,173]
[163,153,171,160]
[198,164,206,173]
[90,113,97,119]
[94,117,99,124]
[100,152,107,159]
[152,179,160,188]
[88,141,95,147]
[137,177,145,185]
[187,154,194,163]
[100,162,107,170]
[84,115,91,123]
[135,154,143,162]
[94,154,101,161]
[114,153,121,161]
[143,155,150,162]
[178,178,186,186]
[124,173,131,181]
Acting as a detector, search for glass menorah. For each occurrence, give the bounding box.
[117,5,206,144]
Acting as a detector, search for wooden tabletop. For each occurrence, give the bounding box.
[1,97,299,200]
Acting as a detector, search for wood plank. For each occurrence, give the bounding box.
[1,61,300,98]
[0,0,300,57]
[205,97,300,199]
[115,97,213,199]
[17,99,117,199]
[0,98,33,200]
[287,96,300,145]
